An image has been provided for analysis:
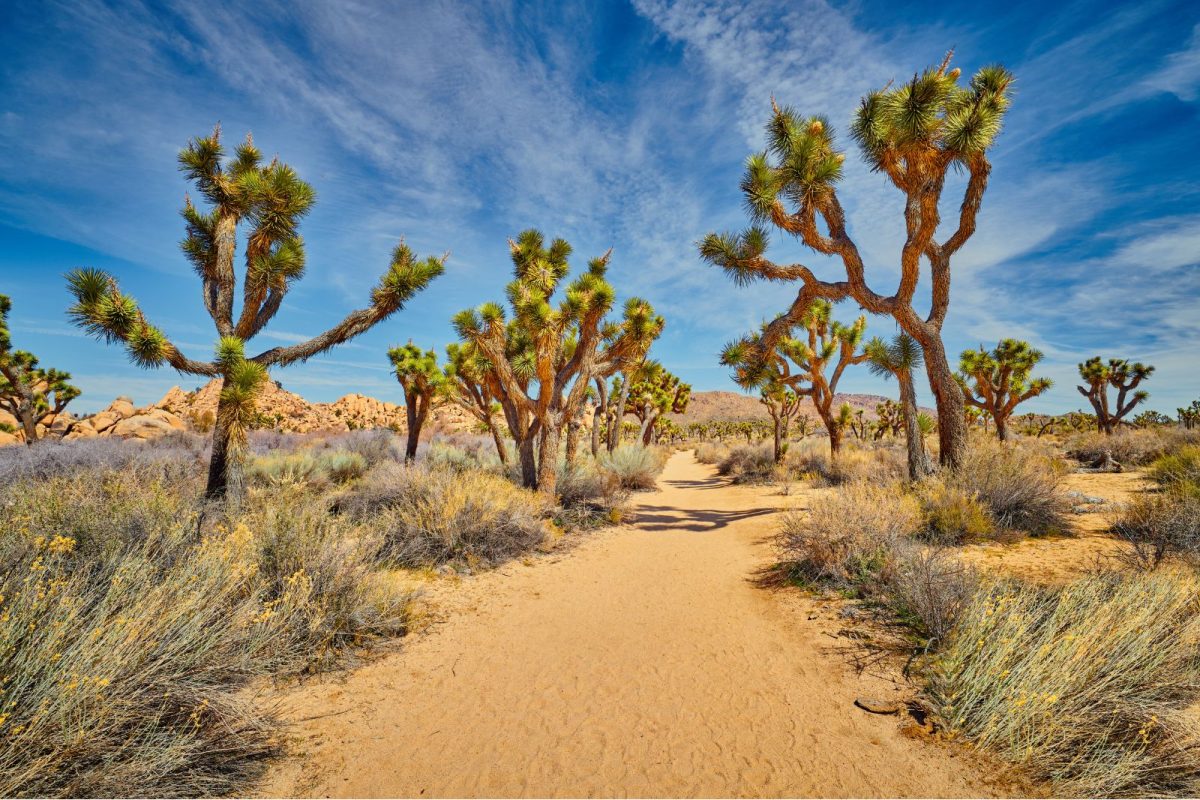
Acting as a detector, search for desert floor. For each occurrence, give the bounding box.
[258,450,1058,798]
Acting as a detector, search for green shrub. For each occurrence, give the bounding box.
[926,571,1200,797]
[1148,445,1200,494]
[246,449,367,488]
[916,480,996,544]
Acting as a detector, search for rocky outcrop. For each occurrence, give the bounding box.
[0,381,485,447]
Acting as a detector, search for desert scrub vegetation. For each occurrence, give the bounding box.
[926,570,1200,797]
[940,439,1071,537]
[1067,426,1200,469]
[597,444,666,490]
[776,482,921,587]
[338,462,551,567]
[1110,490,1200,569]
[716,441,778,484]
[1148,444,1200,494]
[0,429,626,796]
[0,446,414,796]
[693,440,730,465]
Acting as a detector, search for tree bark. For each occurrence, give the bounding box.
[995,414,1009,442]
[536,423,560,497]
[19,405,37,446]
[404,392,419,463]
[204,382,246,502]
[898,375,932,480]
[517,433,538,489]
[608,379,630,452]
[489,420,509,465]
[773,416,784,462]
[921,337,967,469]
[565,418,581,468]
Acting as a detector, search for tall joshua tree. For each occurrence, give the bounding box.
[1077,357,1154,434]
[0,294,80,444]
[700,53,1015,469]
[67,126,445,499]
[625,361,691,445]
[454,229,662,496]
[443,341,509,463]
[722,300,866,457]
[956,338,1052,441]
[389,342,444,463]
[759,381,803,462]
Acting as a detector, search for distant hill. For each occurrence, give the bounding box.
[668,390,929,425]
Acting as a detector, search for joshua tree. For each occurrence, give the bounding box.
[1179,401,1200,430]
[443,342,509,463]
[759,381,803,462]
[864,333,930,476]
[1076,357,1154,434]
[873,399,904,439]
[1132,409,1172,429]
[453,229,662,496]
[67,126,444,498]
[389,342,444,463]
[625,361,691,445]
[722,300,866,456]
[700,53,1015,470]
[0,294,80,444]
[956,339,1052,441]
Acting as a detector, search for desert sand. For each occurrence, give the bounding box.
[258,451,1006,798]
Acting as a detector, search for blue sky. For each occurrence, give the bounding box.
[1,0,1197,414]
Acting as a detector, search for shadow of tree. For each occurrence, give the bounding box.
[662,476,728,491]
[632,504,777,532]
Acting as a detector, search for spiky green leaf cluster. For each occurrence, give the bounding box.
[0,293,81,427]
[851,60,1013,169]
[373,241,447,314]
[66,268,172,367]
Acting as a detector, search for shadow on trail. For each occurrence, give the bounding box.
[633,505,776,532]
[663,476,727,490]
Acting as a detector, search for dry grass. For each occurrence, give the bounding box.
[881,544,978,644]
[717,442,778,484]
[926,570,1200,797]
[777,482,921,587]
[1067,427,1200,469]
[693,441,730,465]
[947,439,1071,537]
[915,479,997,544]
[598,445,666,490]
[1110,490,1200,569]
[1148,445,1200,495]
[340,462,550,567]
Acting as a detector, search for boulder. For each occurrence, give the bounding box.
[111,415,177,440]
[0,430,21,447]
[108,398,136,418]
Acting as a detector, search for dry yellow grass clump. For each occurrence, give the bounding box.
[927,569,1200,797]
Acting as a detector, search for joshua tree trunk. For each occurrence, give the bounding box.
[608,378,631,452]
[995,414,1009,442]
[772,416,784,462]
[18,405,37,446]
[205,386,246,502]
[565,418,581,468]
[898,375,932,480]
[818,409,843,457]
[403,391,429,463]
[488,420,509,465]
[639,408,659,446]
[517,433,538,489]
[536,422,561,497]
[920,338,967,469]
[591,404,603,457]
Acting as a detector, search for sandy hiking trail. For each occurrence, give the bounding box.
[259,451,1004,798]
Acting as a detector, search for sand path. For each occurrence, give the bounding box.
[260,451,1000,798]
